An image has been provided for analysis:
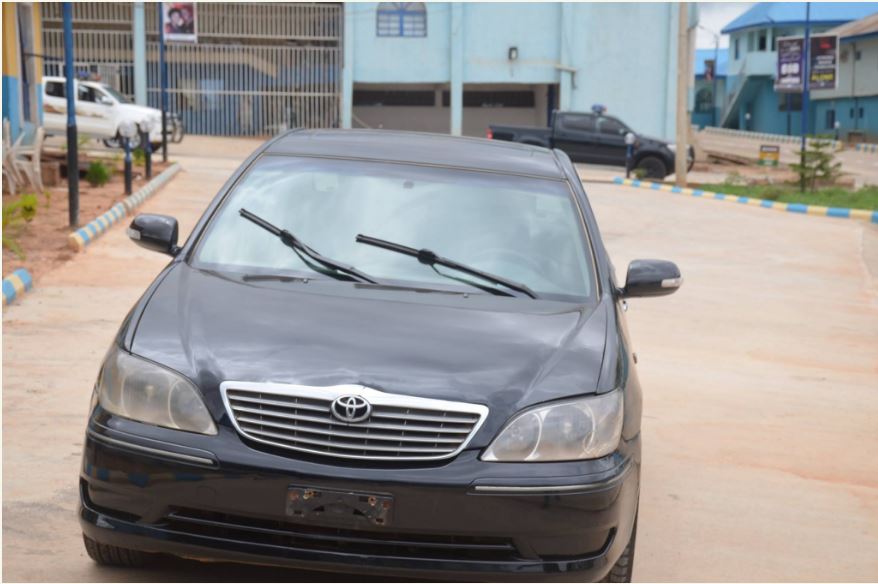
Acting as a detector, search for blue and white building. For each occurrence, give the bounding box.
[810,14,878,141]
[345,2,696,140]
[719,2,878,136]
[10,2,696,142]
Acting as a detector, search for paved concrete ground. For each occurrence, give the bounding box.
[697,131,878,187]
[3,137,877,582]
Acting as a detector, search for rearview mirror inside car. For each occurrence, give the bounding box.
[127,214,179,256]
[622,259,682,298]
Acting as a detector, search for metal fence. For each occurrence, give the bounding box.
[41,3,343,136]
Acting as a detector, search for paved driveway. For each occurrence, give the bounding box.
[3,140,877,582]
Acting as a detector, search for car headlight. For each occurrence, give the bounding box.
[96,347,217,435]
[482,391,622,462]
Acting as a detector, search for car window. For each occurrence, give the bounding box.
[561,114,596,132]
[194,156,596,303]
[77,84,97,103]
[45,81,65,98]
[597,117,625,136]
[101,85,130,104]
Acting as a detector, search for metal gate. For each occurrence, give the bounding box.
[41,3,342,136]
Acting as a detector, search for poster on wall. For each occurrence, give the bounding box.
[775,37,804,92]
[809,34,838,91]
[162,3,197,43]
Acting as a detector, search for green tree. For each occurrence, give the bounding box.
[791,136,842,192]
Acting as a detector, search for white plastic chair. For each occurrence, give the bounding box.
[12,125,45,194]
[2,118,22,195]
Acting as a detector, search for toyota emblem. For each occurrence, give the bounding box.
[330,395,372,423]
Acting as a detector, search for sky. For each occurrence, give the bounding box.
[696,2,754,48]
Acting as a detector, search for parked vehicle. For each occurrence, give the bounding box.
[42,76,163,149]
[488,110,694,179]
[80,130,681,582]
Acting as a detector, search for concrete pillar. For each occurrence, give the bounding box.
[449,3,463,136]
[558,3,573,110]
[341,4,354,129]
[133,2,147,106]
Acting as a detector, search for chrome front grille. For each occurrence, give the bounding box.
[221,382,488,461]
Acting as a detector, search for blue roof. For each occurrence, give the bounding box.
[721,2,878,34]
[694,48,728,77]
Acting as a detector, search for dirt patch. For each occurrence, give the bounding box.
[3,160,170,282]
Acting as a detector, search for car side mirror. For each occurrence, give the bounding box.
[128,214,179,256]
[621,259,682,298]
[98,95,114,106]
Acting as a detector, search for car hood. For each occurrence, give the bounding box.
[119,103,161,119]
[131,264,609,439]
[637,134,671,148]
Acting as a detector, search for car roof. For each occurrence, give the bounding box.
[264,129,566,180]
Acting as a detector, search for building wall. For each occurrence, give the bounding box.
[2,3,43,140]
[345,2,687,141]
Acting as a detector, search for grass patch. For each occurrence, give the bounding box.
[694,183,878,211]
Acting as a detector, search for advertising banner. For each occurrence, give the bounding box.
[162,3,197,43]
[809,34,838,90]
[775,37,804,92]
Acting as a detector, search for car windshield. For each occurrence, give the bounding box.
[193,155,596,303]
[101,85,130,104]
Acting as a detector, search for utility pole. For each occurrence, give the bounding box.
[675,2,690,186]
[158,5,168,162]
[800,2,811,192]
[63,3,79,227]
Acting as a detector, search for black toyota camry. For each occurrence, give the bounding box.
[80,129,681,582]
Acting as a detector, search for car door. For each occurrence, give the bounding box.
[552,113,600,163]
[42,80,67,134]
[76,83,115,138]
[594,116,629,166]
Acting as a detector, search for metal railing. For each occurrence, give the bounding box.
[40,2,343,136]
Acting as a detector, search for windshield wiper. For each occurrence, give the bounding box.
[355,234,538,299]
[239,208,378,284]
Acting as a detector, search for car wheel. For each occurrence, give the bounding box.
[635,156,667,179]
[82,534,148,567]
[599,514,637,583]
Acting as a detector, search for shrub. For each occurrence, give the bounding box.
[2,193,39,259]
[85,161,113,187]
[132,147,146,166]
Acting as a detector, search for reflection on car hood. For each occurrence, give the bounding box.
[131,264,609,442]
[120,104,161,120]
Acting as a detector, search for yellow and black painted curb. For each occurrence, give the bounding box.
[613,177,878,224]
[68,163,182,252]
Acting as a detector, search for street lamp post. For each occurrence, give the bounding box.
[119,120,137,196]
[625,132,636,178]
[140,119,153,179]
[62,3,79,227]
[800,2,811,192]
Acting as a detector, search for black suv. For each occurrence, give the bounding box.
[489,110,694,179]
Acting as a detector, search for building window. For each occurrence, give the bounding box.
[695,88,714,113]
[441,90,535,108]
[734,38,740,60]
[758,30,767,51]
[825,109,835,129]
[353,90,434,106]
[778,94,802,112]
[377,3,427,37]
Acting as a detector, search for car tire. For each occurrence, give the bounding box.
[599,514,637,583]
[635,156,667,179]
[82,534,148,568]
[102,131,143,151]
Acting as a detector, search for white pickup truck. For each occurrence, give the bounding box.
[42,76,163,148]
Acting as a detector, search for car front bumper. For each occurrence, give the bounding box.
[80,418,640,582]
